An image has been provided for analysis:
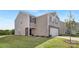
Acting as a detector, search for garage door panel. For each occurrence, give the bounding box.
[50,27,58,37]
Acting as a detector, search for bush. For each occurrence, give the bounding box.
[0,29,15,35]
[11,30,15,35]
[60,34,70,36]
[60,34,78,36]
[76,32,79,34]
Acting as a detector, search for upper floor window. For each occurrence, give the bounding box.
[50,16,53,22]
[50,16,55,24]
[54,18,59,24]
[49,16,52,20]
[50,16,58,24]
[30,16,36,24]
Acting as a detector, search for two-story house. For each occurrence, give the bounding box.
[15,12,60,37]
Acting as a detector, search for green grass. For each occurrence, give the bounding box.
[36,37,79,48]
[0,35,79,48]
[36,38,70,48]
[0,35,50,48]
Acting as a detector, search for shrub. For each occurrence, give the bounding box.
[0,29,15,35]
[76,32,79,34]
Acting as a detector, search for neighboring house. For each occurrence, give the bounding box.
[73,23,79,34]
[59,21,79,35]
[15,12,60,37]
[76,23,79,32]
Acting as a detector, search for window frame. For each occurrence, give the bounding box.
[30,16,36,24]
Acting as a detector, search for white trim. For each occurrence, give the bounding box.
[28,15,30,36]
[47,14,49,26]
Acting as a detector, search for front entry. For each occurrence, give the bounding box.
[25,28,28,36]
[25,28,34,36]
[30,29,32,35]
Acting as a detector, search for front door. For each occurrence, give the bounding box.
[25,28,33,36]
[25,28,28,36]
[30,29,32,35]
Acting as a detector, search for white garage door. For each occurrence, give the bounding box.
[50,27,58,37]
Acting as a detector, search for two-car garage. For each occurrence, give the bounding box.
[50,27,58,37]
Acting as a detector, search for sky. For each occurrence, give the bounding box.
[0,10,79,30]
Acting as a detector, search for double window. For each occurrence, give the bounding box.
[49,16,54,23]
[30,16,36,24]
[49,16,58,24]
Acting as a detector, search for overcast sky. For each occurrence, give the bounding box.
[0,10,79,30]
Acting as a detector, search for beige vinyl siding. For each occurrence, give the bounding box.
[15,13,29,35]
[34,14,49,36]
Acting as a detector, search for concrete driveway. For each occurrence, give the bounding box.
[57,36,79,41]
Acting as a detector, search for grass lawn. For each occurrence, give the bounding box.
[0,35,50,48]
[0,35,79,48]
[36,37,79,48]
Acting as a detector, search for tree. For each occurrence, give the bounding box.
[65,11,76,44]
[11,29,15,35]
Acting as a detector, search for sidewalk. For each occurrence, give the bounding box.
[57,36,79,41]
